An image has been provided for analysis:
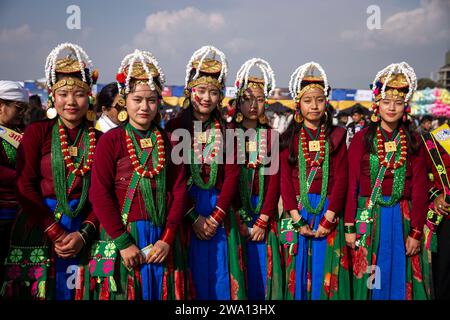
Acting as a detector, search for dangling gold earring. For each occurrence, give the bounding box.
[118,108,128,122]
[86,95,96,122]
[86,109,96,122]
[182,96,191,109]
[117,96,126,108]
[371,113,380,123]
[294,111,303,123]
[235,112,243,123]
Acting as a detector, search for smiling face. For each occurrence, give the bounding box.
[191,84,221,116]
[378,96,405,125]
[299,87,326,124]
[53,77,89,127]
[126,83,159,130]
[239,87,265,121]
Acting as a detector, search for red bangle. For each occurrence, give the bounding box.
[254,217,268,230]
[409,228,423,240]
[211,207,226,225]
[160,227,175,245]
[45,222,65,242]
[319,216,338,231]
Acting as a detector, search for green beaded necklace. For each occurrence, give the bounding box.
[370,130,406,207]
[51,120,90,218]
[239,126,265,217]
[190,120,219,190]
[125,123,166,226]
[298,128,329,214]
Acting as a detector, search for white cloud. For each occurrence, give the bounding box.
[143,7,224,34]
[131,7,227,57]
[0,24,32,44]
[341,0,450,49]
[224,38,254,54]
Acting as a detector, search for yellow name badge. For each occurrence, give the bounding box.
[432,123,450,156]
[0,125,22,149]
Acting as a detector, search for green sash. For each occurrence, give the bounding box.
[355,132,401,248]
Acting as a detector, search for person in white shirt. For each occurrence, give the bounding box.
[95,82,120,133]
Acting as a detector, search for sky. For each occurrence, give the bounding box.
[0,0,449,89]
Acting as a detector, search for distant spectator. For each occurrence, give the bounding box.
[95,82,120,133]
[346,104,368,146]
[418,115,433,135]
[337,112,349,128]
[23,94,45,126]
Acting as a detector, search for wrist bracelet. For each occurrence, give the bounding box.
[408,228,423,241]
[45,222,65,242]
[292,217,307,229]
[79,222,96,244]
[77,231,87,245]
[344,225,356,234]
[254,217,268,230]
[211,207,226,225]
[429,187,442,202]
[184,208,199,225]
[319,216,338,231]
[160,228,175,245]
[113,232,134,250]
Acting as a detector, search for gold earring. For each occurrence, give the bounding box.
[118,109,128,122]
[182,97,191,109]
[371,113,380,123]
[117,96,126,107]
[294,112,303,123]
[86,109,96,122]
[235,112,243,123]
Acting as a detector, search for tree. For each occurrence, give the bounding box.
[417,78,441,90]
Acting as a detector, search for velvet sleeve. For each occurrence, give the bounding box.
[409,144,429,230]
[344,131,364,224]
[89,130,126,240]
[260,131,280,219]
[280,145,297,211]
[16,122,56,230]
[161,139,188,245]
[327,129,349,214]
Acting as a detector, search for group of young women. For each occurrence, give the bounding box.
[0,42,446,300]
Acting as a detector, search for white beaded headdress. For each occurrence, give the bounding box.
[371,62,417,103]
[116,49,166,94]
[184,45,228,89]
[235,58,276,99]
[44,42,95,90]
[288,61,329,101]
